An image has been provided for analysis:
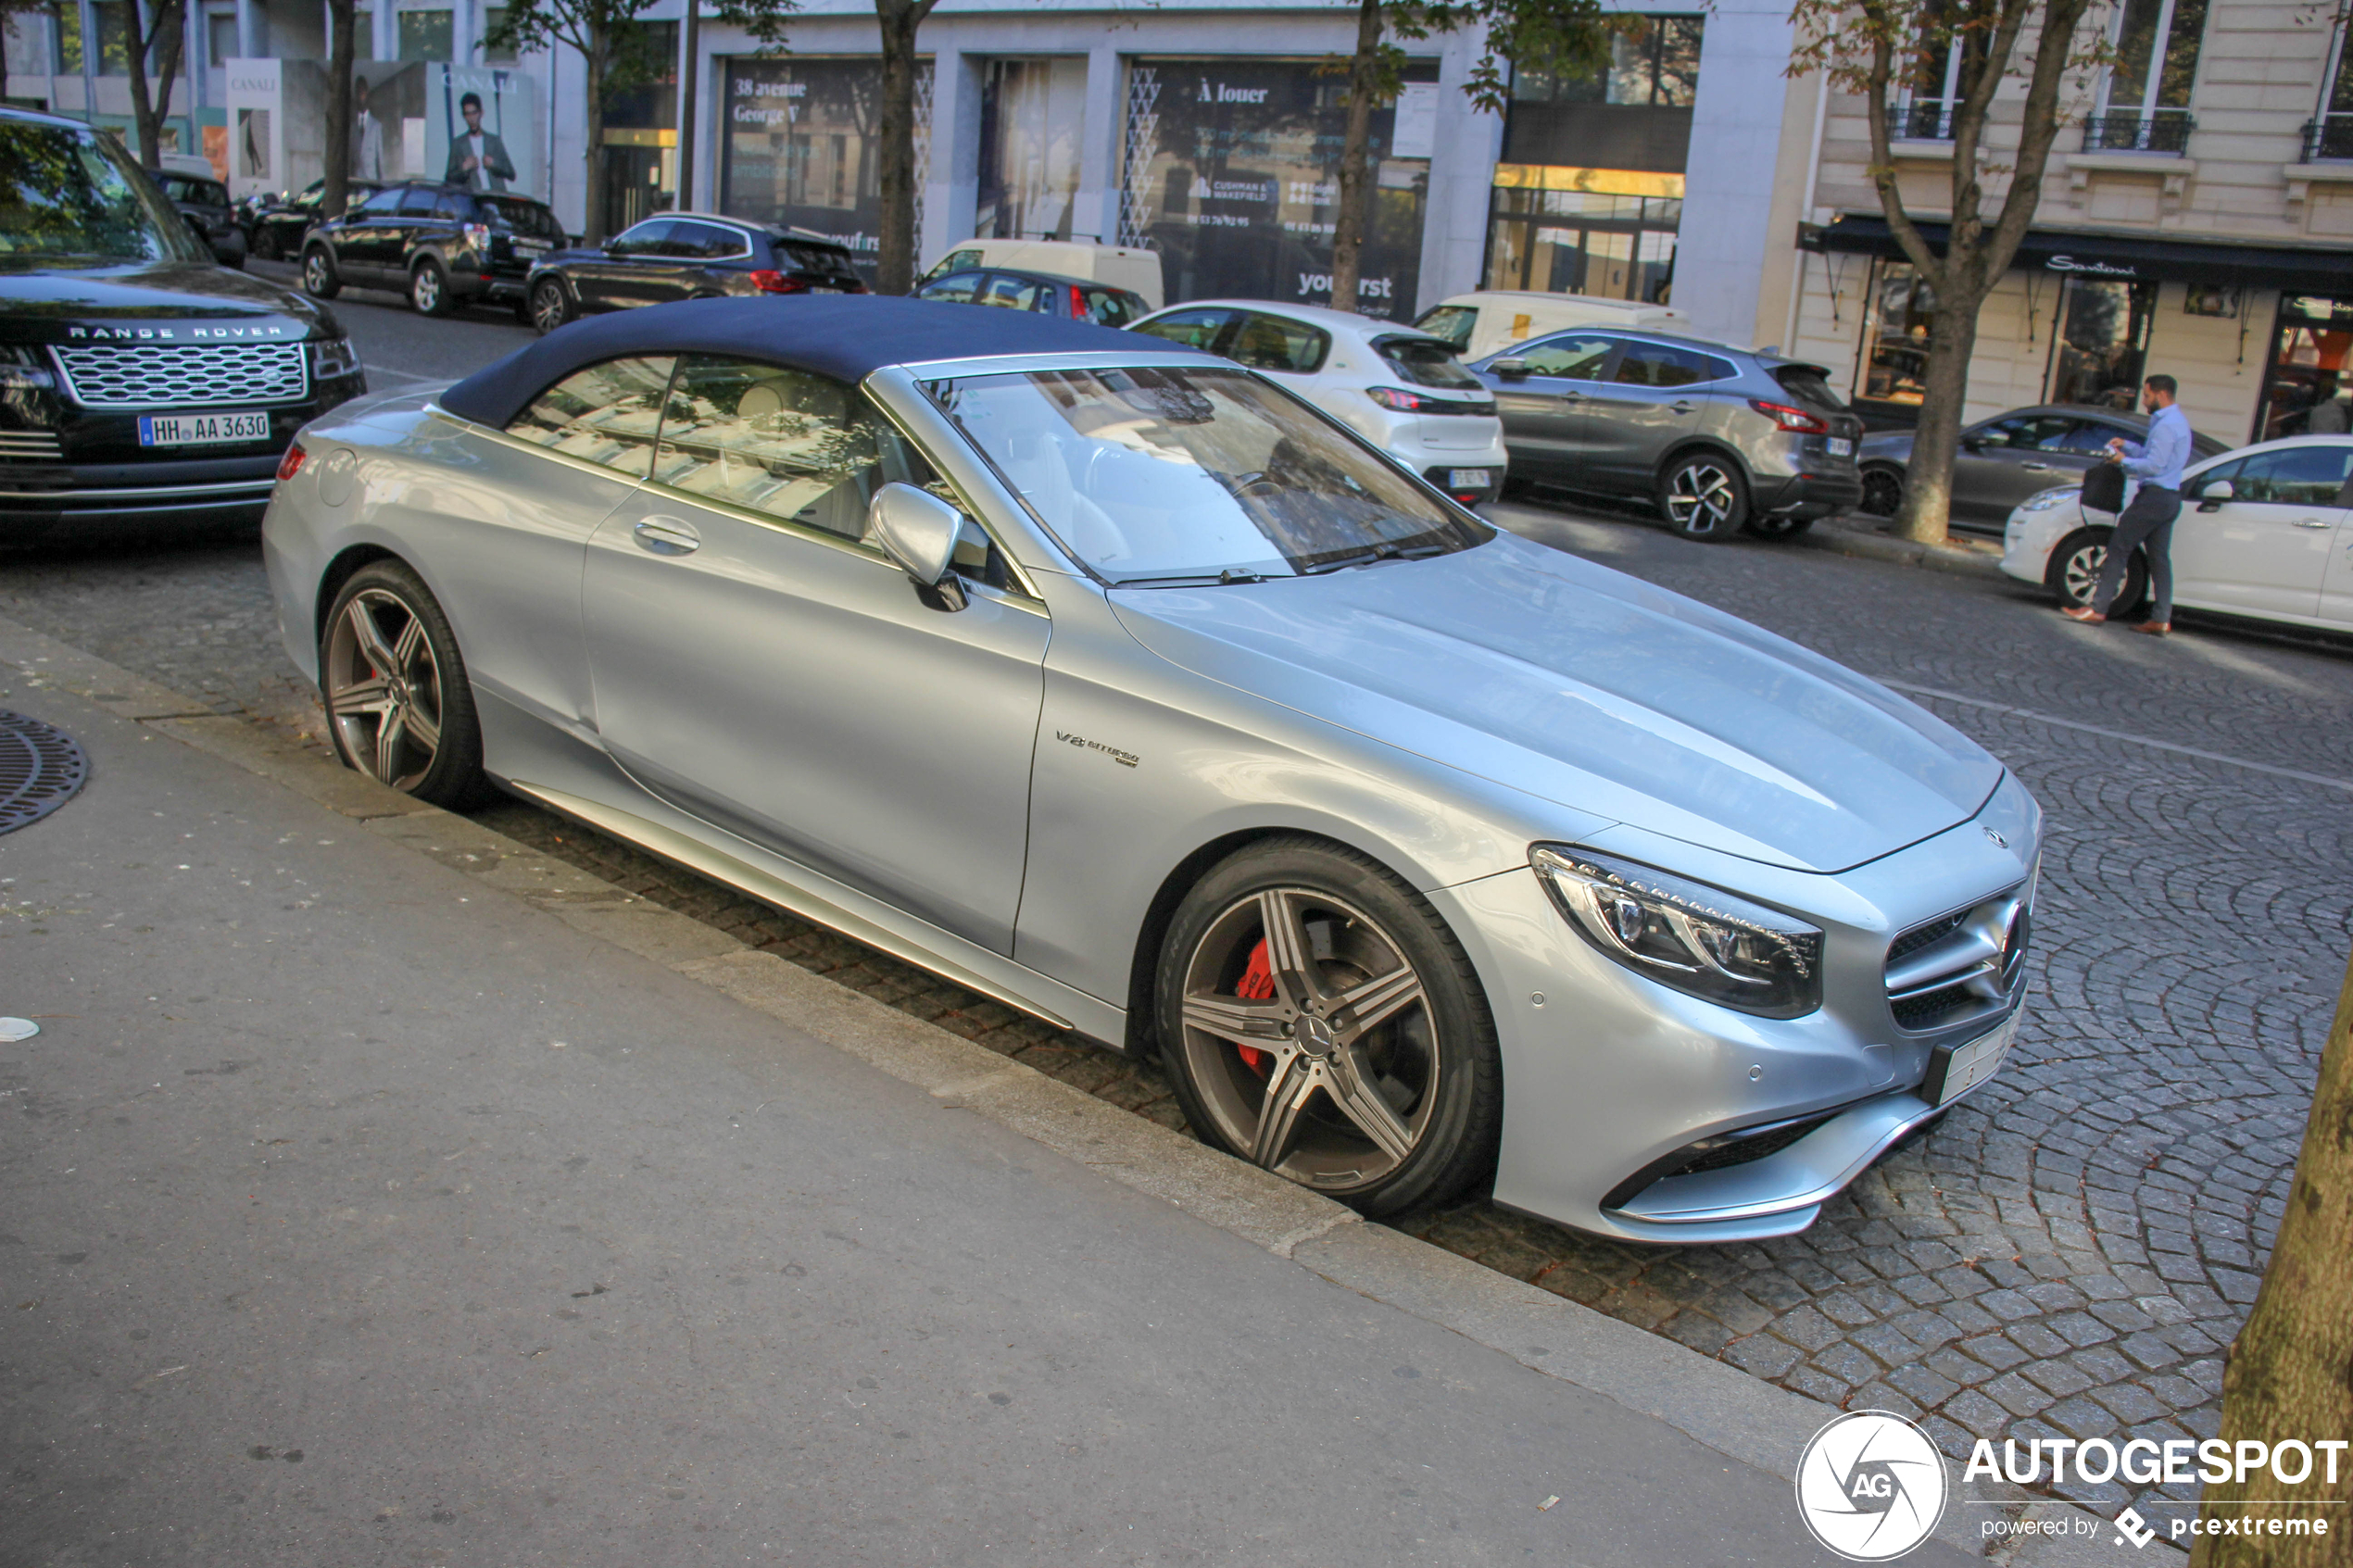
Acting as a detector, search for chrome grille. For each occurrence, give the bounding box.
[0,431,63,461]
[48,342,308,409]
[1885,885,2030,1032]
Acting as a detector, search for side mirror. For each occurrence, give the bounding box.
[1489,357,1529,380]
[1960,435,1986,453]
[2195,478,2233,509]
[869,482,965,596]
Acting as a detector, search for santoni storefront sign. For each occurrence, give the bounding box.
[1804,215,2353,296]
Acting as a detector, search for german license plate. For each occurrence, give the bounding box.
[1927,1013,2016,1106]
[1827,437,1855,458]
[138,410,271,447]
[1448,469,1493,489]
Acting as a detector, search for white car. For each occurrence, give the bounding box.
[2000,433,2353,633]
[1128,300,1509,506]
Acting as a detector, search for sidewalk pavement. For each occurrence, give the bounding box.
[0,629,2145,1566]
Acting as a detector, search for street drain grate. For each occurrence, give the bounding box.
[0,711,89,834]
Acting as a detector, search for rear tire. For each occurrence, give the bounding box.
[529,276,574,335]
[1659,453,1749,542]
[319,560,493,809]
[300,245,341,299]
[1858,465,1905,519]
[1153,837,1501,1218]
[251,225,283,262]
[411,257,456,317]
[2046,527,2146,614]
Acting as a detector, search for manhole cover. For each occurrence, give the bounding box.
[0,711,89,834]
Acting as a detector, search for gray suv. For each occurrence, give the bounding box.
[1473,330,1865,542]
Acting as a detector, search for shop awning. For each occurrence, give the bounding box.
[1802,214,2353,296]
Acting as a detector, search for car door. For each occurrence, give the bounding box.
[1582,341,1719,484]
[581,353,1049,953]
[1482,332,1617,482]
[1953,413,2105,521]
[334,184,410,281]
[573,219,673,310]
[1130,307,1239,355]
[385,184,443,280]
[914,270,987,307]
[2322,475,2353,624]
[2169,445,2352,620]
[640,218,731,303]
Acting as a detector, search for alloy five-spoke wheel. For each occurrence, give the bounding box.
[1660,456,1748,541]
[301,247,340,299]
[1155,839,1500,1215]
[320,561,489,809]
[530,277,573,335]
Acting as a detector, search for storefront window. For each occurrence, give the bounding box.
[2258,294,2353,441]
[1854,259,1936,422]
[720,56,931,285]
[1116,57,1430,320]
[2048,277,2157,410]
[1510,17,1703,108]
[1482,183,1680,302]
[2093,0,2205,148]
[977,58,1086,241]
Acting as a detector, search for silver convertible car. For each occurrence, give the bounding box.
[265,297,2040,1243]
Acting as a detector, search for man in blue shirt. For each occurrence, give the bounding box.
[2064,374,2191,635]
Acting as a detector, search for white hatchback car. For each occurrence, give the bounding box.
[2001,433,2353,633]
[1129,300,1509,506]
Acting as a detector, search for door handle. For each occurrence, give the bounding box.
[632,515,700,556]
[2296,517,2334,528]
[1671,401,1696,414]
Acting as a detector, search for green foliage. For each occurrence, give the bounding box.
[484,0,668,101]
[1381,0,1628,117]
[707,0,800,55]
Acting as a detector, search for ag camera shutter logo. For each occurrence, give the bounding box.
[1796,1411,1950,1560]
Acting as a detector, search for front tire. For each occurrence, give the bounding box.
[1858,465,1905,519]
[320,561,491,809]
[301,246,341,299]
[1659,453,1749,541]
[1153,837,1501,1217]
[529,276,575,335]
[411,257,455,317]
[2046,526,2146,614]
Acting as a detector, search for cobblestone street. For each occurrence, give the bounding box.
[6,416,2347,1530]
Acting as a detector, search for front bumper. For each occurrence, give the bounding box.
[1426,774,2040,1243]
[1755,469,1864,520]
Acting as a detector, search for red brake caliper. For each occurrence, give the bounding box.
[1233,938,1276,1073]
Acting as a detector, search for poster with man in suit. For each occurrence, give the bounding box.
[427,68,541,198]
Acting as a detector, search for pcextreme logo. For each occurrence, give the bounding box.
[1796,1411,1949,1561]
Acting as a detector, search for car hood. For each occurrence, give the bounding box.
[1108,533,2003,873]
[0,259,335,343]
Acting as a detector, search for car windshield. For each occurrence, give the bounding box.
[479,196,563,237]
[929,365,1491,583]
[1413,306,1475,352]
[1374,335,1484,390]
[0,119,207,263]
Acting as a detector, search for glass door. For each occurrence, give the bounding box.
[2046,277,2158,411]
[2257,294,2353,442]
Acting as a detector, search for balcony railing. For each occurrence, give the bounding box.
[2080,112,2196,154]
[2302,116,2353,161]
[1886,102,1957,142]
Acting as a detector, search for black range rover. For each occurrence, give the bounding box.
[1,106,366,544]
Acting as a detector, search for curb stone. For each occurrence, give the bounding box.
[1798,518,2010,580]
[0,608,2181,1564]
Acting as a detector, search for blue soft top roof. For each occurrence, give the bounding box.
[438,294,1202,428]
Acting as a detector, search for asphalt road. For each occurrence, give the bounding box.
[2,301,2348,1531]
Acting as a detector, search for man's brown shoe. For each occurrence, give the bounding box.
[2133,621,2171,636]
[2060,606,2105,623]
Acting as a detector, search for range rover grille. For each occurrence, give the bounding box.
[1885,885,2030,1033]
[48,342,308,409]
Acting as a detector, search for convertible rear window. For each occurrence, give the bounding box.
[929,365,1490,583]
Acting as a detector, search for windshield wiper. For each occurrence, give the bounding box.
[1299,542,1452,575]
[1109,567,1270,588]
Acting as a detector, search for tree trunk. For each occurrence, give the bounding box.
[2189,946,2353,1568]
[1326,0,1385,315]
[322,0,356,219]
[1894,286,1984,547]
[126,0,184,168]
[582,25,608,244]
[874,2,922,295]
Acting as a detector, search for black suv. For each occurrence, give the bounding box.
[153,169,246,269]
[301,182,567,318]
[244,176,388,262]
[524,213,865,334]
[0,107,364,543]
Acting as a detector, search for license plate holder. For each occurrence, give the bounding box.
[1922,1013,2017,1106]
[1827,437,1855,458]
[1448,468,1492,489]
[137,410,273,447]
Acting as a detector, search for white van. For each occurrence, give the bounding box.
[921,240,1164,310]
[1414,291,1689,361]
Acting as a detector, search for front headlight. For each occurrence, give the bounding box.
[308,336,360,381]
[1531,846,1824,1018]
[2020,486,2077,512]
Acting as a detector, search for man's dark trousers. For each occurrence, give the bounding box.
[2091,482,2181,621]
